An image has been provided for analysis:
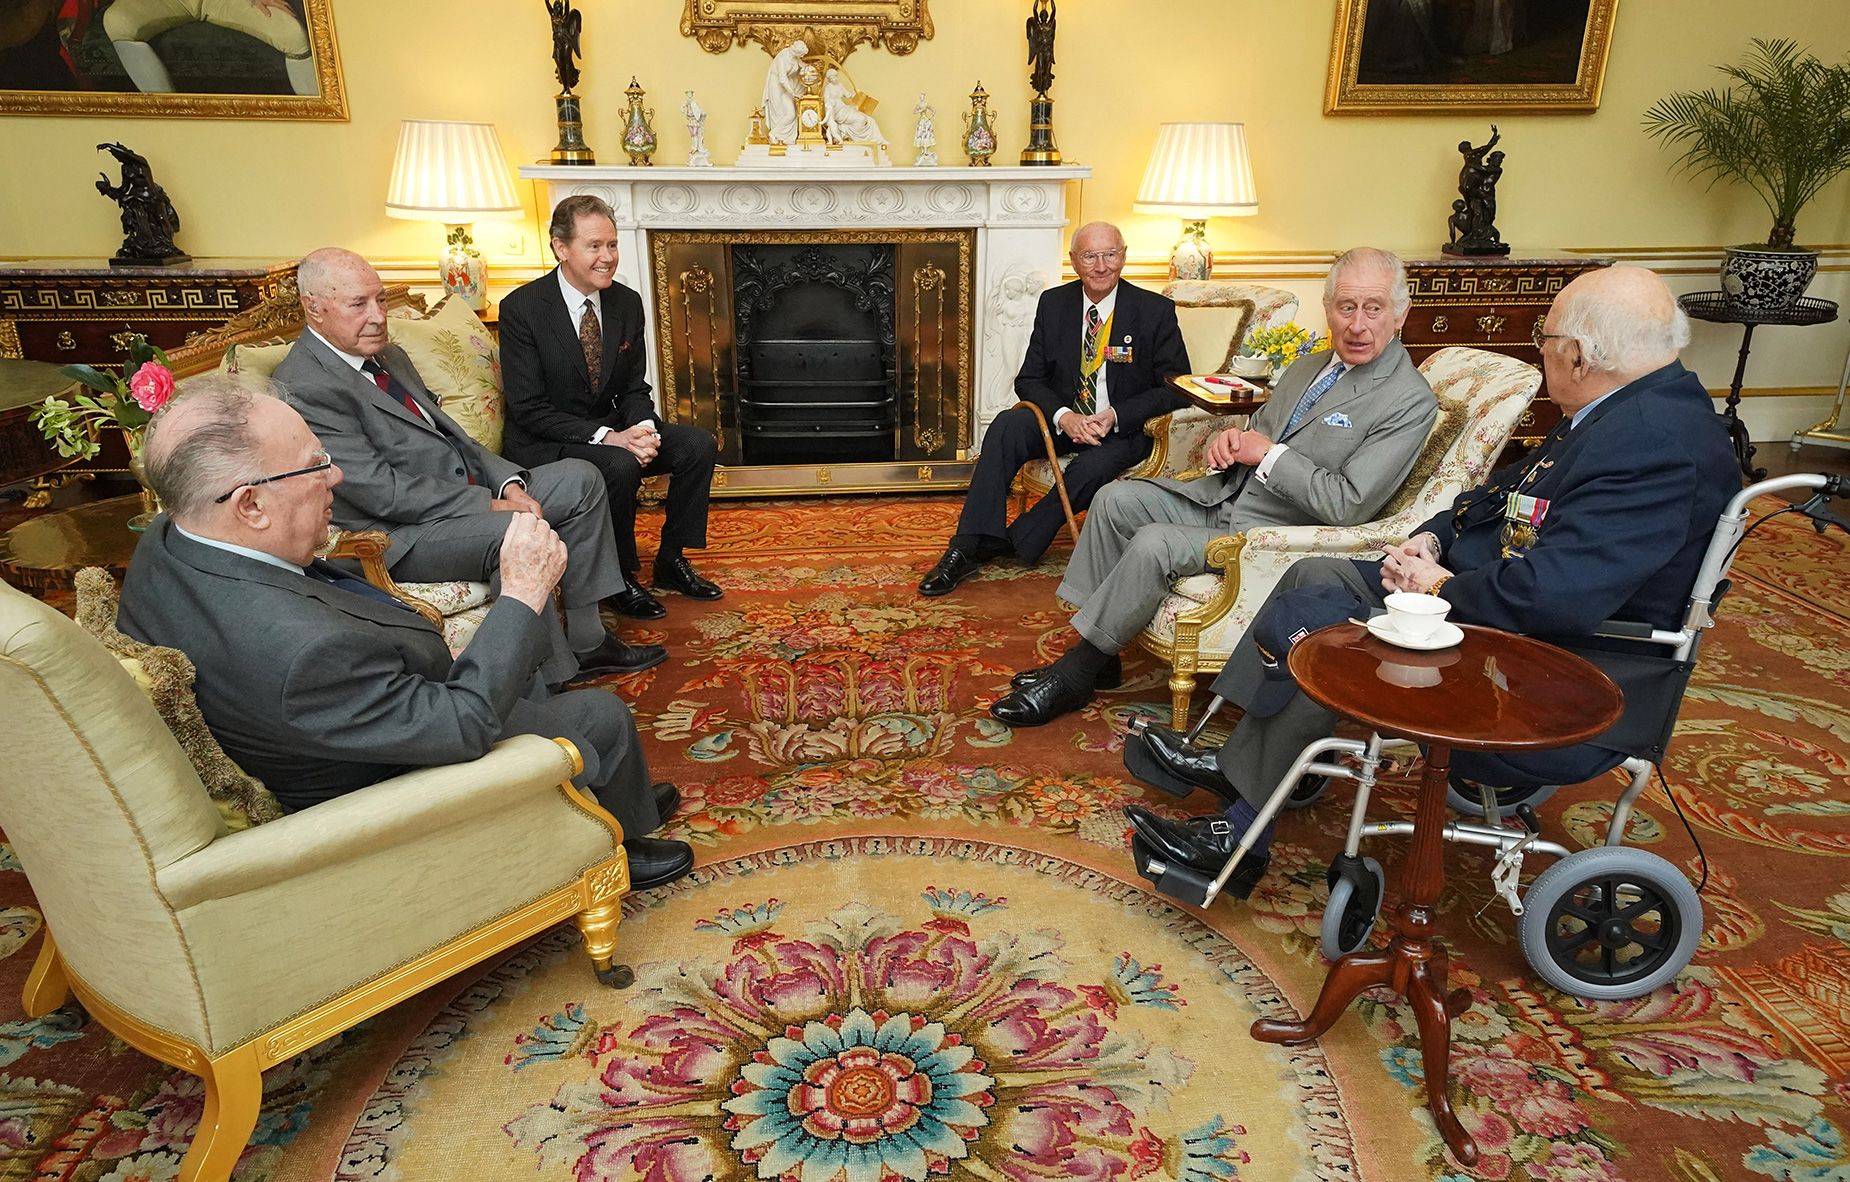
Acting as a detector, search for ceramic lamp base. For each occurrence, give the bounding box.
[1168,220,1213,281]
[440,225,488,312]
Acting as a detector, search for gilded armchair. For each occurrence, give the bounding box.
[1137,346,1543,723]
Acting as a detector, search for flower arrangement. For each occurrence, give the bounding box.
[1241,323,1329,373]
[30,335,176,461]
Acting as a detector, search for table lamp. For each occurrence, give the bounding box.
[385,120,521,311]
[1133,122,1258,281]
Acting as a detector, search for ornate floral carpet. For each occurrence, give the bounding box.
[2,493,1849,1182]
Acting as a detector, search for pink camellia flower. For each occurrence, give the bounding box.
[128,362,175,413]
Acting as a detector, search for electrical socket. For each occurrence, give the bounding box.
[499,232,526,257]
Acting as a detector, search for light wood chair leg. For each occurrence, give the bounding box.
[22,929,70,1018]
[575,855,633,988]
[178,1043,263,1182]
[1010,400,1081,547]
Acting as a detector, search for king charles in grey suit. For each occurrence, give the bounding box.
[990,248,1438,727]
[116,378,695,890]
[273,247,663,687]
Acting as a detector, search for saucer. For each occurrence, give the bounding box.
[1366,617,1463,651]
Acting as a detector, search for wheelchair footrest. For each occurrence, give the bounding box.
[1122,729,1203,799]
[1132,834,1216,907]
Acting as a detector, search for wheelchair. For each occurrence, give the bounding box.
[1126,473,1847,1001]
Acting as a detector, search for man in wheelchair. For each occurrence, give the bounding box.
[1122,264,1740,895]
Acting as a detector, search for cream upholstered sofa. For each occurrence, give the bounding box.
[1015,283,1301,538]
[1138,345,1543,723]
[0,574,631,1182]
[165,286,506,651]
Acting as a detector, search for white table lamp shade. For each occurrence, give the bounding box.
[1134,122,1258,218]
[385,120,521,221]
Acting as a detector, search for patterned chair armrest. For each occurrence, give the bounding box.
[322,529,444,627]
[1130,406,1227,481]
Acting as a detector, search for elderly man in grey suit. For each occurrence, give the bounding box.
[115,377,694,890]
[273,247,661,689]
[991,247,1438,727]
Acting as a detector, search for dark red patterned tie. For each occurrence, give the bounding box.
[361,358,427,424]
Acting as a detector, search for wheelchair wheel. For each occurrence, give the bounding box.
[1446,775,1558,819]
[1516,845,1702,1001]
[1320,856,1385,960]
[1286,773,1329,810]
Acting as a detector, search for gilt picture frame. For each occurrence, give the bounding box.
[0,0,347,120]
[1325,0,1617,114]
[681,0,933,63]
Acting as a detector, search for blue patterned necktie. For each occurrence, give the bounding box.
[1283,360,1346,435]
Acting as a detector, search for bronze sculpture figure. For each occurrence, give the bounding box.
[95,142,188,267]
[547,0,583,93]
[1443,126,1511,256]
[1026,0,1056,97]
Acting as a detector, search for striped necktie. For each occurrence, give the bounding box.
[1076,303,1102,416]
[1283,360,1346,435]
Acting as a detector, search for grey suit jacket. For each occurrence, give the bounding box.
[1149,338,1437,532]
[117,520,553,812]
[274,331,528,564]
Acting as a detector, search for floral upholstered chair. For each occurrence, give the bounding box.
[1014,283,1300,543]
[1137,346,1542,724]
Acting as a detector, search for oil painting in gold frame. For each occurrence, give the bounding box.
[0,0,346,120]
[1326,0,1617,114]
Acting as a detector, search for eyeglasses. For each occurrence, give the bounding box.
[213,449,333,504]
[1076,249,1125,265]
[1532,323,1571,351]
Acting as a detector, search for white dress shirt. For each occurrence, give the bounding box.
[1253,353,1345,486]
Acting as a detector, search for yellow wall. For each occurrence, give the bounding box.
[4,0,1848,265]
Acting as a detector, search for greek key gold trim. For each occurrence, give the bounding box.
[0,0,347,120]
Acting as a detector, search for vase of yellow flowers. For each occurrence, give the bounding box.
[30,335,177,532]
[1238,324,1328,380]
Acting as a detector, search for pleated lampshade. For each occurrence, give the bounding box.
[1134,122,1259,219]
[385,120,521,221]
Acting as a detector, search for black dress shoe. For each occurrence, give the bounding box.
[990,669,1094,727]
[1123,806,1269,898]
[625,837,695,891]
[654,555,723,600]
[1011,655,1124,691]
[605,583,667,619]
[570,635,668,681]
[918,546,986,597]
[652,781,681,821]
[1140,725,1239,801]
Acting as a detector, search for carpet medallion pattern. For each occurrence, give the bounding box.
[341,838,1351,1182]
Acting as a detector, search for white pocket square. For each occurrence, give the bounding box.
[1323,412,1353,428]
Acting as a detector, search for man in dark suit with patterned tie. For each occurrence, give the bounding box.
[274,247,663,688]
[1121,265,1739,897]
[918,221,1192,596]
[499,195,722,622]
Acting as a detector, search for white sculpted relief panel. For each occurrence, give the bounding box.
[981,261,1050,424]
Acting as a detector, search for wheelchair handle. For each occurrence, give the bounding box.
[1686,474,1840,635]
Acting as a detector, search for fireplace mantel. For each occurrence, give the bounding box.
[519,164,1089,492]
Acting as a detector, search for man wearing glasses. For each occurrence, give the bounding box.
[918,221,1191,597]
[116,378,695,891]
[988,247,1437,726]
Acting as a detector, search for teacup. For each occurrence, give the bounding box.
[1226,354,1271,379]
[1382,591,1451,642]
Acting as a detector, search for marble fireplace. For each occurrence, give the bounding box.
[518,164,1088,495]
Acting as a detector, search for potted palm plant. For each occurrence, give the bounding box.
[1644,38,1850,312]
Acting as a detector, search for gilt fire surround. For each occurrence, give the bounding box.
[519,164,1089,494]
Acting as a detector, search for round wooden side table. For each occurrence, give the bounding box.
[1250,621,1623,1166]
[0,494,144,595]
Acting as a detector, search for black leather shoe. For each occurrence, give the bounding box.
[1140,725,1239,801]
[605,583,667,619]
[625,836,695,891]
[1011,655,1124,691]
[654,555,723,600]
[918,546,986,597]
[570,635,668,680]
[990,668,1094,727]
[1123,806,1270,898]
[652,781,681,821]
